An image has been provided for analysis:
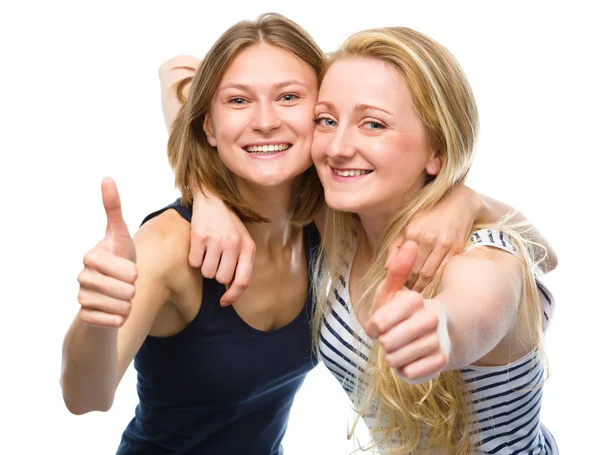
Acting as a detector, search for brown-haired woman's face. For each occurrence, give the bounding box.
[203,43,318,188]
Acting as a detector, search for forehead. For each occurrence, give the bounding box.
[319,57,413,109]
[219,43,317,90]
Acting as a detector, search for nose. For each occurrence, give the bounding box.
[250,101,282,133]
[326,125,356,159]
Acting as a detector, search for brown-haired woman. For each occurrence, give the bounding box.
[61,13,325,454]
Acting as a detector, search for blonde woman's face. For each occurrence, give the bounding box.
[311,57,440,217]
[204,43,318,188]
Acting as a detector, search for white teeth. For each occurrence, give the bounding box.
[333,169,371,177]
[246,143,291,154]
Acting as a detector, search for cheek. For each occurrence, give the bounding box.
[310,131,329,162]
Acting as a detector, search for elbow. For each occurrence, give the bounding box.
[159,55,200,76]
[546,248,558,273]
[63,395,114,415]
[61,379,115,415]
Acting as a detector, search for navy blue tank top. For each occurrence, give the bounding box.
[116,200,320,455]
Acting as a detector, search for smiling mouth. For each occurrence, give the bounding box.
[332,168,373,177]
[244,143,292,155]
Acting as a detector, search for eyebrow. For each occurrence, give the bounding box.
[219,80,309,93]
[315,101,391,116]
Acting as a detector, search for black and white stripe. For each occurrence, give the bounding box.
[319,229,558,454]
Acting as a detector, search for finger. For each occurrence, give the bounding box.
[77,268,136,301]
[407,243,434,289]
[220,246,254,306]
[78,308,125,328]
[200,240,221,279]
[366,290,423,338]
[78,288,132,317]
[377,308,439,352]
[398,351,448,382]
[83,248,138,284]
[101,177,130,240]
[215,249,238,285]
[189,229,208,268]
[385,236,403,269]
[383,332,440,369]
[412,246,448,292]
[372,241,419,315]
[431,249,455,286]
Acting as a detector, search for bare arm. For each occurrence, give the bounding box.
[433,247,523,370]
[60,180,177,414]
[475,192,557,273]
[159,55,200,130]
[395,184,557,293]
[366,240,526,382]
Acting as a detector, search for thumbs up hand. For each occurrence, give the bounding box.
[76,178,138,328]
[365,241,450,384]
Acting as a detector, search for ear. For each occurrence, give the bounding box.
[426,153,441,176]
[203,114,217,147]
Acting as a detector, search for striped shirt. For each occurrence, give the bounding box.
[319,229,558,454]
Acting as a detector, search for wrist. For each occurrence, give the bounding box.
[456,185,485,224]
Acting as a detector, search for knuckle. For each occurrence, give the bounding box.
[439,237,452,250]
[435,352,449,369]
[420,268,435,280]
[379,335,391,352]
[193,231,210,243]
[77,289,88,305]
[82,249,97,267]
[125,284,136,301]
[422,311,439,329]
[399,365,414,380]
[122,301,132,316]
[130,265,139,282]
[426,334,440,351]
[406,227,420,240]
[422,232,437,245]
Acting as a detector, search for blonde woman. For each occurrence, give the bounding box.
[311,27,558,453]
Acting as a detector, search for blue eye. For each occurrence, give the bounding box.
[363,121,385,130]
[280,93,299,102]
[313,117,337,128]
[228,97,247,105]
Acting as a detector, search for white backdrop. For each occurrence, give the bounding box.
[1,1,598,454]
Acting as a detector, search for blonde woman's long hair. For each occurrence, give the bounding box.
[312,27,546,454]
[168,13,325,226]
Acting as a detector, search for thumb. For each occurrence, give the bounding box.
[372,240,419,314]
[101,177,132,253]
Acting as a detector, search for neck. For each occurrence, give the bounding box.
[357,208,396,254]
[238,177,302,251]
[356,177,428,252]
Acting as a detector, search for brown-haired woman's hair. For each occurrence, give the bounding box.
[167,12,324,226]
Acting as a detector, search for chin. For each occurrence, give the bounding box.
[324,193,366,213]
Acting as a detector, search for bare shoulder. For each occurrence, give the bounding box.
[440,246,523,290]
[133,208,192,282]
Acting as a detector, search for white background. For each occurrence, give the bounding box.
[1,1,598,453]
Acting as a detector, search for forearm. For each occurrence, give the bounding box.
[159,55,200,131]
[60,315,118,414]
[440,295,515,370]
[474,192,558,273]
[433,255,521,370]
